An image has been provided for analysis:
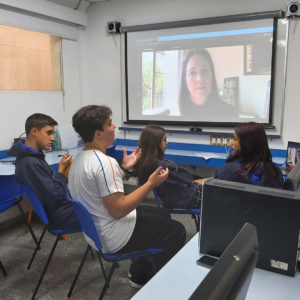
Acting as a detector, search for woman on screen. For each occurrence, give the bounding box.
[178,49,237,118]
[295,149,300,165]
[135,125,202,209]
[215,122,284,188]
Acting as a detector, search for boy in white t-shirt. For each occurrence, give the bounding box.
[68,105,186,288]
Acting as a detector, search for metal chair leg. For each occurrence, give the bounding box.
[28,226,47,270]
[192,213,200,231]
[148,255,158,273]
[0,259,7,277]
[98,253,107,282]
[99,261,117,300]
[31,235,61,300]
[89,246,94,259]
[67,245,90,298]
[16,201,40,249]
[196,214,200,230]
[26,205,33,233]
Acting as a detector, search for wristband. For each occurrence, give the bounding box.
[120,164,132,175]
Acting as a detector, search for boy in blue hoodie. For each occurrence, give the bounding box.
[7,113,80,230]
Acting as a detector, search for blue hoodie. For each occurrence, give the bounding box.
[215,160,284,188]
[7,142,80,230]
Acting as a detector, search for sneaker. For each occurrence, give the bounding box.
[128,272,144,289]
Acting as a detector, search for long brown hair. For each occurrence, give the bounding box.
[178,48,220,115]
[135,125,166,185]
[227,122,279,186]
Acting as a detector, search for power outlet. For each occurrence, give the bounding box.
[222,137,227,145]
[216,137,221,145]
[210,136,216,145]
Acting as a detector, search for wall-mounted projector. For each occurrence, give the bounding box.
[286,2,300,17]
[107,21,121,33]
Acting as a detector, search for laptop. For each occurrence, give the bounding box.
[280,141,300,176]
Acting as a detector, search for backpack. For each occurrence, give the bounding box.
[156,160,196,209]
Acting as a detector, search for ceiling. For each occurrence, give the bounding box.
[46,0,108,12]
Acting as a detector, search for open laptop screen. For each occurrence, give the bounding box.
[287,141,300,169]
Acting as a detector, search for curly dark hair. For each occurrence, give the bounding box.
[72,105,112,143]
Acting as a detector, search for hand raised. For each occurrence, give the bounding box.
[148,166,169,188]
[122,146,142,170]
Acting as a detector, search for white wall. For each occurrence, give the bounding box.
[0,38,82,150]
[79,0,300,149]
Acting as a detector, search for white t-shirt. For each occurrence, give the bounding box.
[68,150,136,253]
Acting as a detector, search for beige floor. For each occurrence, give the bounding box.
[0,210,197,300]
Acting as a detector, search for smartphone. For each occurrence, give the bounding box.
[196,255,218,268]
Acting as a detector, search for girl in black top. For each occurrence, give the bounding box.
[135,125,202,208]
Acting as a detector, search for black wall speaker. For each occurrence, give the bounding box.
[286,2,300,17]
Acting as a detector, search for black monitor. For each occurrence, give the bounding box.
[190,223,258,300]
[200,179,300,276]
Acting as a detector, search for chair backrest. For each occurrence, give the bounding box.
[66,191,102,251]
[285,161,300,191]
[153,189,161,207]
[22,185,49,225]
[0,175,23,202]
[153,188,201,214]
[106,143,116,157]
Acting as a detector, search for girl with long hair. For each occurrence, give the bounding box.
[178,48,237,118]
[215,122,284,188]
[135,125,202,209]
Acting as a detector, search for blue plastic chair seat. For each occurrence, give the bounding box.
[0,198,18,212]
[22,185,81,300]
[66,191,163,300]
[103,248,163,261]
[0,175,39,277]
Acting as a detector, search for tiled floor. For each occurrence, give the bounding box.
[0,211,197,300]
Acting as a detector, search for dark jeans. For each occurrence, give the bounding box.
[119,205,186,283]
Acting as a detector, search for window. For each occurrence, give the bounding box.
[0,24,62,91]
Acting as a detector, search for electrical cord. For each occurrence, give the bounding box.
[18,131,26,139]
[225,145,233,156]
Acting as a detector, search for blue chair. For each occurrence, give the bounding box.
[66,191,163,300]
[153,189,200,231]
[22,185,81,300]
[106,143,116,157]
[0,175,39,275]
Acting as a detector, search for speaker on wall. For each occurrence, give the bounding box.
[107,21,121,33]
[286,2,300,17]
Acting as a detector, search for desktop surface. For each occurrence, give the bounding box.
[0,146,84,175]
[131,235,300,300]
[114,143,286,168]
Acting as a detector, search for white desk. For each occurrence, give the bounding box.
[0,146,84,175]
[132,235,300,300]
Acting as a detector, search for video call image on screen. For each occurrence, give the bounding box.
[126,18,275,124]
[287,145,300,168]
